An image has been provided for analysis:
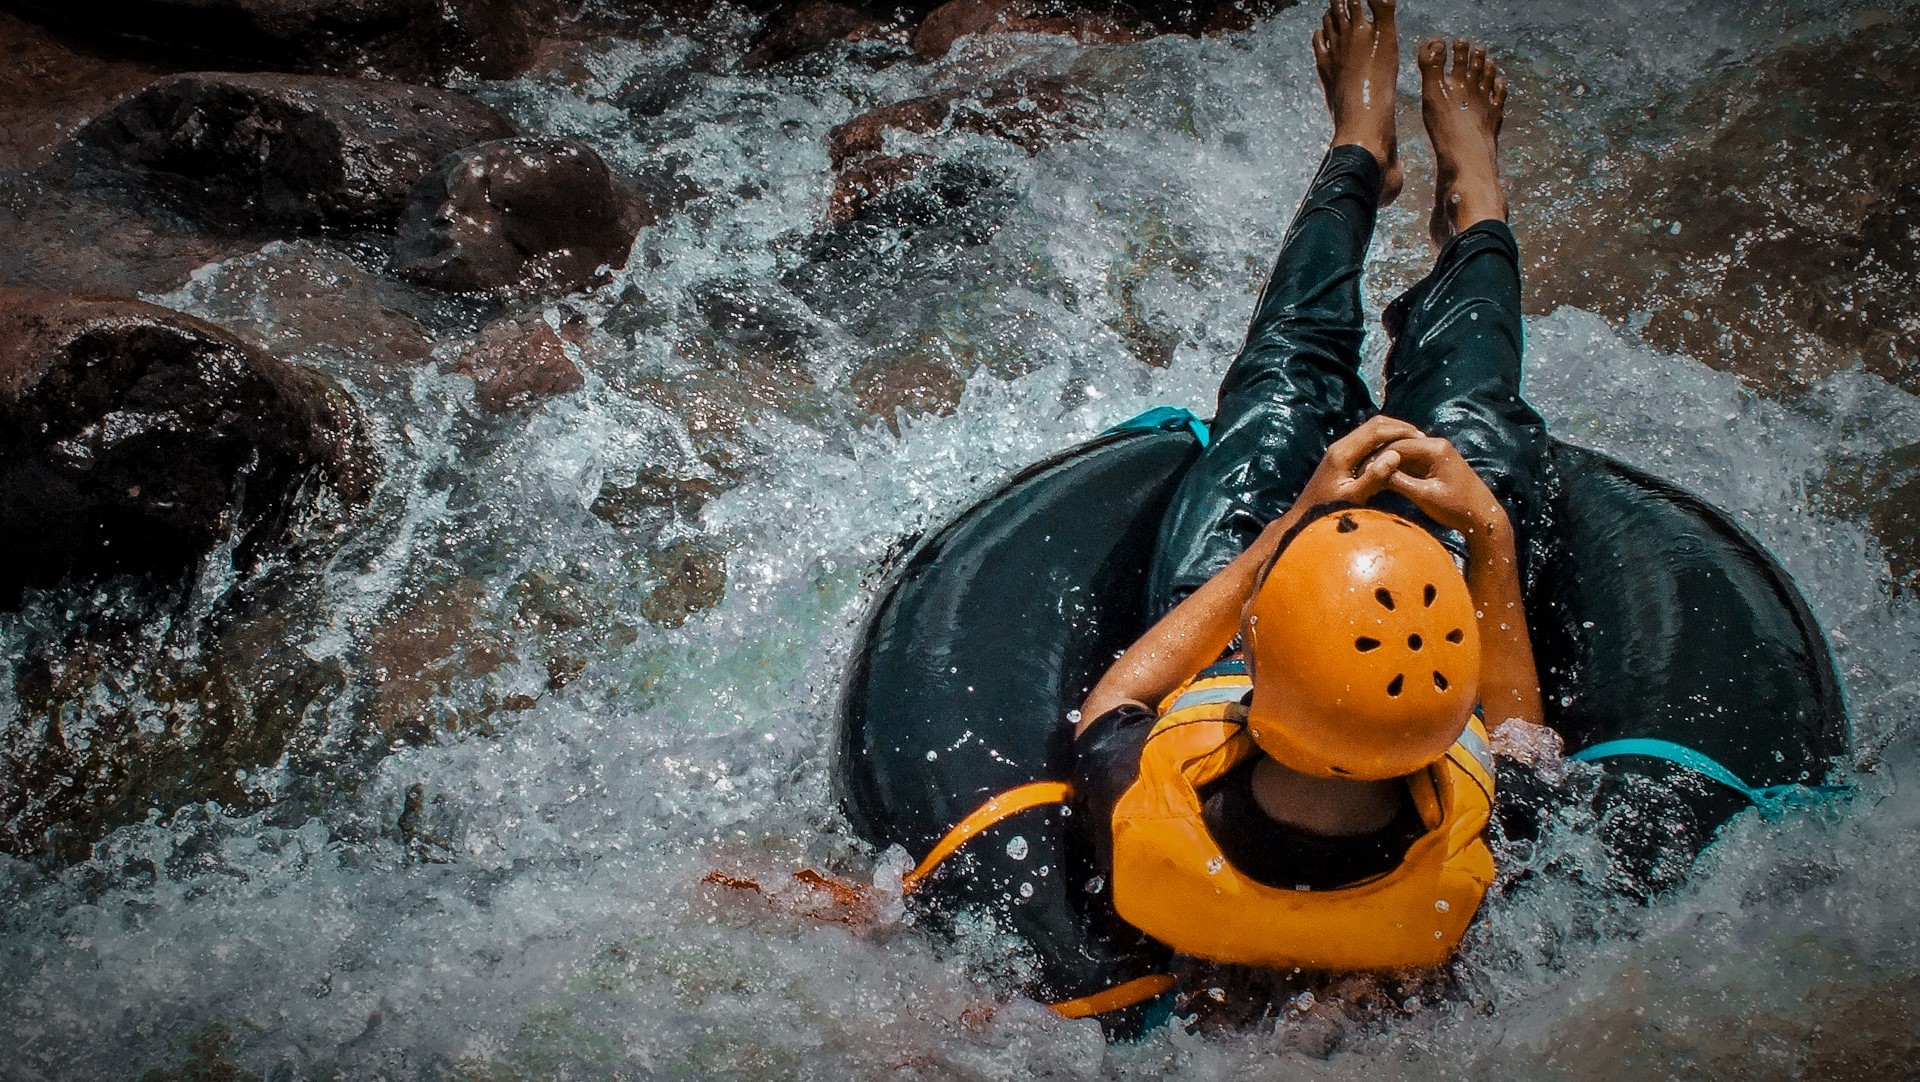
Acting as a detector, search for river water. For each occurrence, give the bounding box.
[4,0,1918,1077]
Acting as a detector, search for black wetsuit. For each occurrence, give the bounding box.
[1075,145,1549,894]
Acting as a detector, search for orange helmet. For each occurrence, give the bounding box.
[1243,508,1481,780]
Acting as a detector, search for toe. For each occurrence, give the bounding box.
[1329,0,1350,30]
[1418,37,1445,72]
[1369,0,1397,20]
[1323,12,1336,43]
[1451,39,1470,79]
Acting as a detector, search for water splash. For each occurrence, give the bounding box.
[4,0,1918,1077]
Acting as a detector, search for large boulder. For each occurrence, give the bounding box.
[0,0,568,80]
[395,137,650,297]
[0,288,375,604]
[67,71,514,233]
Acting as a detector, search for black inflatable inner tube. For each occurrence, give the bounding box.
[838,424,1848,1011]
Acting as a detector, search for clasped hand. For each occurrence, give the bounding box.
[1291,415,1505,537]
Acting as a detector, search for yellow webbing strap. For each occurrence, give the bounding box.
[901,781,1073,894]
[1050,973,1177,1018]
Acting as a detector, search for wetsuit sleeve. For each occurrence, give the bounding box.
[1072,703,1157,878]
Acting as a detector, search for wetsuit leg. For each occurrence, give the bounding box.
[1145,146,1383,616]
[1378,221,1550,572]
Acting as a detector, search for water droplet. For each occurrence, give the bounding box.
[1207,986,1227,1001]
[1434,899,1451,913]
[1084,875,1106,894]
[1434,930,1445,938]
[1066,709,1082,724]
[1292,991,1316,1011]
[1005,836,1029,860]
[1018,881,1034,898]
[1206,856,1225,875]
[924,750,937,761]
[1774,750,1786,762]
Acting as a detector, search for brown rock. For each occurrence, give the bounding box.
[3,577,349,860]
[910,0,1136,60]
[743,1,889,69]
[447,315,587,412]
[850,352,967,429]
[0,10,179,175]
[1523,20,1920,398]
[365,577,517,741]
[641,541,727,628]
[2,0,568,81]
[0,288,374,604]
[395,137,650,298]
[67,71,514,233]
[826,74,1089,221]
[0,190,246,297]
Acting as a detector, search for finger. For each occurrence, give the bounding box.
[1382,435,1456,474]
[1349,448,1401,497]
[1384,470,1450,505]
[1327,416,1424,471]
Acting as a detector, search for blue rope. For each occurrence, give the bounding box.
[1569,738,1849,820]
[1103,406,1211,448]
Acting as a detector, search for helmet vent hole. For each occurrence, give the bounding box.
[1337,514,1359,533]
[1386,674,1404,697]
[1433,670,1449,692]
[1355,636,1381,653]
[1424,584,1437,607]
[1446,628,1465,644]
[1408,634,1423,651]
[1375,588,1395,610]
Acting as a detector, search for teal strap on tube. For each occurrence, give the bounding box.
[1103,406,1211,448]
[1569,738,1849,819]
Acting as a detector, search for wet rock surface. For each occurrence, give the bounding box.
[1,0,569,80]
[1,579,348,862]
[395,136,651,297]
[445,312,588,412]
[0,10,180,175]
[742,1,890,69]
[0,288,374,603]
[65,71,514,234]
[827,73,1089,221]
[908,0,1136,59]
[1520,19,1920,398]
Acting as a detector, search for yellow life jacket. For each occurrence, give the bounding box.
[1109,663,1497,970]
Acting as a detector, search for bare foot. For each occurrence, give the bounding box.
[1418,37,1507,244]
[1313,0,1402,205]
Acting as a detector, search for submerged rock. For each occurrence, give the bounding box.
[827,74,1089,221]
[395,137,651,298]
[67,71,513,234]
[641,541,728,628]
[907,0,1284,59]
[909,0,1135,60]
[3,0,568,80]
[742,1,890,69]
[1524,18,1920,397]
[445,313,588,412]
[0,288,374,604]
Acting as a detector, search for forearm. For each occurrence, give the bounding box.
[1462,514,1545,728]
[1077,506,1305,736]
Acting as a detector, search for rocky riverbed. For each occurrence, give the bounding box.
[2,0,1917,1078]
